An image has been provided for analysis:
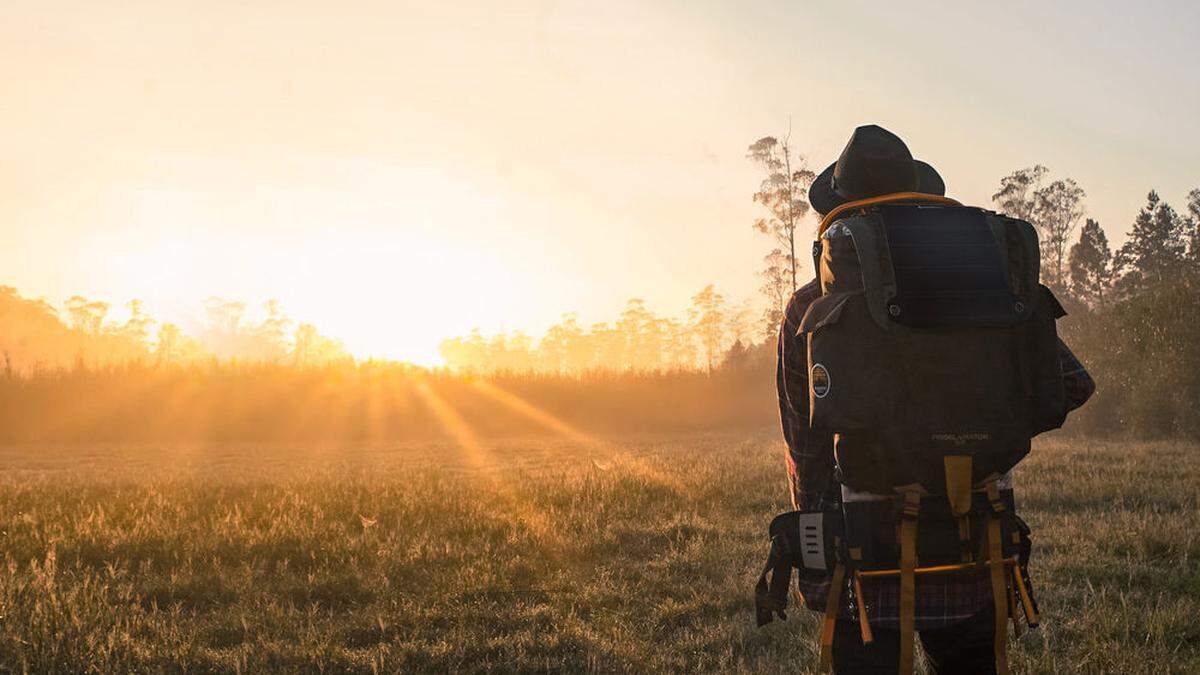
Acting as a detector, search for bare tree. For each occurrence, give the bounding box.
[747,133,816,293]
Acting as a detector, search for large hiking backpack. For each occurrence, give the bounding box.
[757,193,1063,675]
[802,194,1066,494]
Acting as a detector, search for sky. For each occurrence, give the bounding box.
[2,0,1197,363]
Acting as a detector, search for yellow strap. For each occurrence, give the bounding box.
[986,480,1010,675]
[856,558,1015,579]
[818,192,962,234]
[1013,563,1040,627]
[1008,573,1024,639]
[958,515,972,562]
[819,562,846,673]
[943,455,974,516]
[853,572,874,645]
[945,455,974,562]
[898,490,920,675]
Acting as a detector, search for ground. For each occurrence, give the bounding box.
[0,432,1196,673]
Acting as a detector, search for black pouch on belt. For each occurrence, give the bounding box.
[755,509,842,626]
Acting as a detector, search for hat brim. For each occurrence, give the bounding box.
[808,159,945,216]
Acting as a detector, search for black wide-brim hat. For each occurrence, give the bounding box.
[809,125,945,216]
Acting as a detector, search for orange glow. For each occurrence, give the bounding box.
[468,378,682,490]
[469,379,598,445]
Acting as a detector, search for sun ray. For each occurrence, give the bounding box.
[468,378,681,490]
[469,379,599,446]
[409,376,490,469]
[406,373,560,541]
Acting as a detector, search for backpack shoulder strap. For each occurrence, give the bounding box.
[818,192,961,234]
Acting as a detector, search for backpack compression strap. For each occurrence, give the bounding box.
[897,488,922,675]
[817,192,961,235]
[818,549,846,672]
[986,478,1011,675]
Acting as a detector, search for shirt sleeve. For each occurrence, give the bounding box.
[776,281,834,510]
[1058,338,1095,413]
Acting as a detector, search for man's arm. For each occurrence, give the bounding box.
[776,281,834,510]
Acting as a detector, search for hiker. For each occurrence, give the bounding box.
[761,125,1094,674]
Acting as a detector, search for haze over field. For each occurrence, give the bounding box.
[3,0,1197,363]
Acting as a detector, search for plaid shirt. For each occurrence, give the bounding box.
[776,279,1095,630]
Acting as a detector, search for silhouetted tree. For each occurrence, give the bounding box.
[689,285,727,373]
[663,317,698,370]
[118,299,155,347]
[725,299,754,348]
[156,323,208,364]
[201,297,291,361]
[293,323,349,366]
[992,165,1048,223]
[993,167,1085,290]
[1069,219,1114,309]
[1186,188,1200,266]
[65,296,110,335]
[1035,178,1087,290]
[747,134,816,292]
[758,248,791,339]
[1116,191,1189,298]
[619,299,663,370]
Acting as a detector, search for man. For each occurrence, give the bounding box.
[776,125,1094,673]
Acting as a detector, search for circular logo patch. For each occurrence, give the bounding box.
[811,364,831,398]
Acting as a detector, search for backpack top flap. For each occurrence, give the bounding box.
[878,205,1030,329]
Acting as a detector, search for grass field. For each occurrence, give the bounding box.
[0,431,1197,673]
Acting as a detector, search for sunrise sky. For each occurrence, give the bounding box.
[3,0,1197,363]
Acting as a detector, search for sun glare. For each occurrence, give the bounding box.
[103,166,530,365]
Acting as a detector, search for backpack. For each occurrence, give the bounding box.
[802,194,1067,492]
[773,193,1062,674]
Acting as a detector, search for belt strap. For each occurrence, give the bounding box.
[1013,562,1041,627]
[819,560,846,673]
[898,489,921,675]
[852,572,873,645]
[986,479,1011,675]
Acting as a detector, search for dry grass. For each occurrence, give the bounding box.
[0,432,1196,673]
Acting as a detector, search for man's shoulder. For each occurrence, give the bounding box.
[782,278,820,329]
[786,280,822,315]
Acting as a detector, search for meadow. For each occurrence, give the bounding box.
[0,431,1196,674]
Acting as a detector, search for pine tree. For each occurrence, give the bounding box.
[1115,191,1188,298]
[1186,188,1200,266]
[1068,219,1114,309]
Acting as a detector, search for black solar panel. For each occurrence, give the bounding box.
[879,205,1020,328]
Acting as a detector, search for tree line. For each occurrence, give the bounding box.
[982,163,1200,436]
[0,289,349,373]
[438,286,761,374]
